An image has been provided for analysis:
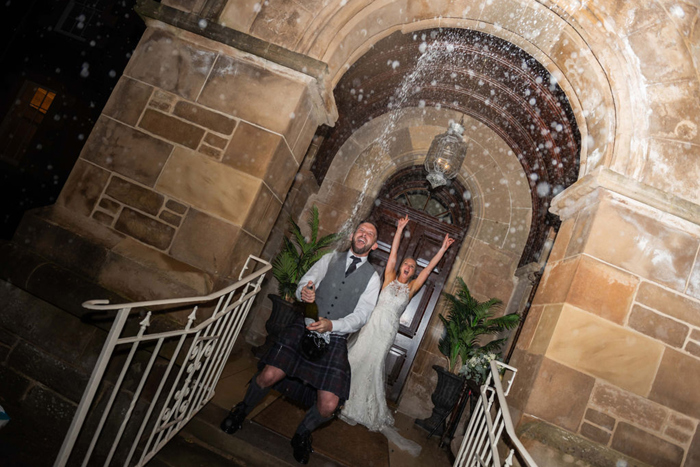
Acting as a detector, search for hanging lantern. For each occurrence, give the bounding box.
[424,121,468,189]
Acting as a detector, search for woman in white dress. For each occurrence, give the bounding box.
[340,215,454,453]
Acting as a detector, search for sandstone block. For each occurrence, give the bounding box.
[647,79,700,146]
[92,210,114,226]
[506,349,543,413]
[223,121,298,200]
[173,101,236,135]
[198,143,222,159]
[156,147,262,226]
[641,139,700,206]
[249,0,314,49]
[532,257,579,306]
[686,259,700,301]
[110,238,212,295]
[8,341,88,403]
[125,28,216,101]
[159,211,182,227]
[105,176,164,216]
[139,109,205,149]
[529,304,563,355]
[687,427,700,466]
[669,413,695,431]
[548,305,664,396]
[242,183,282,242]
[81,116,173,187]
[102,77,153,126]
[649,348,700,418]
[567,256,638,325]
[580,422,611,445]
[99,198,121,214]
[628,305,689,348]
[686,341,700,358]
[165,199,187,214]
[611,422,684,467]
[692,329,700,341]
[227,229,265,279]
[58,159,111,216]
[664,426,691,444]
[114,208,175,250]
[515,304,543,351]
[584,408,615,431]
[149,89,177,112]
[524,357,594,432]
[591,382,668,432]
[636,281,700,327]
[204,132,228,149]
[98,250,203,303]
[585,197,699,292]
[169,209,240,277]
[627,20,696,83]
[197,54,311,140]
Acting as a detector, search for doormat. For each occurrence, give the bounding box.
[252,398,390,467]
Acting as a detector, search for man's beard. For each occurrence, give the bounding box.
[351,237,373,255]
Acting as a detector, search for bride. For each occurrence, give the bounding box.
[340,215,454,454]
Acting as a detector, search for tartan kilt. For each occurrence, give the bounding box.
[260,315,351,407]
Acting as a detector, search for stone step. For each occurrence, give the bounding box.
[173,402,345,467]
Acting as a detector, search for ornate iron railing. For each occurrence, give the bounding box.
[54,255,271,467]
[453,361,538,467]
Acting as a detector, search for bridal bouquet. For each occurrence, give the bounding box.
[458,352,499,385]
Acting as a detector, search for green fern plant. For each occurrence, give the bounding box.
[438,277,520,373]
[272,206,341,302]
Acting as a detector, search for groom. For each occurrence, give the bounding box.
[221,220,381,464]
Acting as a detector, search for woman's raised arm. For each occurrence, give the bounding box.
[409,234,455,297]
[384,215,409,286]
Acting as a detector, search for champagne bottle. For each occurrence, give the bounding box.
[304,283,319,321]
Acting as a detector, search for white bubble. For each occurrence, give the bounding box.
[108,70,116,78]
[536,182,550,197]
[78,134,85,140]
[198,19,208,28]
[391,60,400,69]
[419,42,427,53]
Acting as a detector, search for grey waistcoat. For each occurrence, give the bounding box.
[316,252,376,321]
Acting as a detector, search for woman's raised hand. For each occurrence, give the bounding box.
[397,215,409,230]
[441,234,455,251]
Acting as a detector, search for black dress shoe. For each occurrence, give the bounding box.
[220,403,247,434]
[290,432,313,464]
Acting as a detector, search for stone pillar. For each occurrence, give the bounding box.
[20,16,333,301]
[509,168,700,466]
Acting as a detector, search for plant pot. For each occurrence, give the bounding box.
[252,294,300,358]
[415,365,465,436]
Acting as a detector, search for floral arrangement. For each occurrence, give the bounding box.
[459,352,499,385]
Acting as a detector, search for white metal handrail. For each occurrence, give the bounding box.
[454,361,538,467]
[54,255,271,467]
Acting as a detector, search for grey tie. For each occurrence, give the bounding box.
[345,256,362,277]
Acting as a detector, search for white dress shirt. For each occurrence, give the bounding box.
[295,250,381,335]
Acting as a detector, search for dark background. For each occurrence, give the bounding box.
[0,0,146,239]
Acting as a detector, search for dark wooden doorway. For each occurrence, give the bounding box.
[367,166,470,402]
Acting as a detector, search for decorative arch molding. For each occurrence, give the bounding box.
[223,0,700,205]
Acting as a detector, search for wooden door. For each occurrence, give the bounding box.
[367,168,470,402]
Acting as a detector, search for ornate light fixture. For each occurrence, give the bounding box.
[424,120,468,189]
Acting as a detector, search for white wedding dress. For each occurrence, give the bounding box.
[340,279,422,456]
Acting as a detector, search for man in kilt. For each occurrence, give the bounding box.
[221,220,382,464]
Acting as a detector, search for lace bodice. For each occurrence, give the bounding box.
[372,279,410,325]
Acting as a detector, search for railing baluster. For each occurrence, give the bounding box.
[54,256,272,467]
[453,362,538,467]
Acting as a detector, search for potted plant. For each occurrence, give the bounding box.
[416,277,520,435]
[253,206,341,357]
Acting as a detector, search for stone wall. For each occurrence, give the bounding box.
[510,170,700,466]
[55,22,327,298]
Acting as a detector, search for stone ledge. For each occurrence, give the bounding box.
[551,167,700,228]
[517,418,653,467]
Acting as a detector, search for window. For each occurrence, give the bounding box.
[55,0,109,41]
[0,82,57,165]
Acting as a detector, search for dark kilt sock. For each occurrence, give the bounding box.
[296,404,334,436]
[241,373,270,414]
